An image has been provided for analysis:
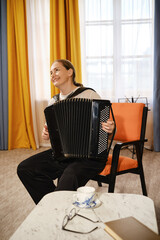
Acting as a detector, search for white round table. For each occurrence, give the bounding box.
[10,191,159,240]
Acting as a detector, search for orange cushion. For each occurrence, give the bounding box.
[100,154,138,176]
[111,103,145,141]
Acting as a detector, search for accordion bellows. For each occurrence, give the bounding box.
[44,98,111,160]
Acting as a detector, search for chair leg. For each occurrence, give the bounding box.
[140,171,147,196]
[135,144,147,196]
[108,175,116,193]
[97,181,102,187]
[108,183,115,192]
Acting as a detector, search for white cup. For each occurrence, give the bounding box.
[73,186,97,207]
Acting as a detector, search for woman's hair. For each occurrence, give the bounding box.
[53,59,83,87]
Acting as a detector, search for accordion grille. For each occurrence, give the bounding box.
[98,105,110,154]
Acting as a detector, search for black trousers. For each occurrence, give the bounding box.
[17,149,106,204]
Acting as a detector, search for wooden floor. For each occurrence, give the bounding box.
[0,147,160,240]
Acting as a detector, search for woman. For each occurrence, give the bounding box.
[17,59,114,204]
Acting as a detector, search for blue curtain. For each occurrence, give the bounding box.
[153,0,160,151]
[0,0,8,150]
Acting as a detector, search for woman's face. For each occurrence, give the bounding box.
[50,62,72,89]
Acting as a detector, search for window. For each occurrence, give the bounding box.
[79,0,154,102]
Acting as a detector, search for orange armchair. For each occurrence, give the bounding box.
[92,103,148,196]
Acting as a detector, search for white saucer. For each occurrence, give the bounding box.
[73,198,101,209]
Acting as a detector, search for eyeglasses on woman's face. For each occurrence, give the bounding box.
[62,208,101,234]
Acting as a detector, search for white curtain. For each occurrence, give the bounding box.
[79,0,154,149]
[26,0,50,147]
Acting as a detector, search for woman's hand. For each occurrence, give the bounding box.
[101,119,115,134]
[42,124,49,140]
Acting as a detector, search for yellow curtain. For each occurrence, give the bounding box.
[50,0,82,97]
[7,0,36,150]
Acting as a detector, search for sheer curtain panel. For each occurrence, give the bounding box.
[26,0,50,147]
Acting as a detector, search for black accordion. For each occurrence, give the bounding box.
[44,98,111,161]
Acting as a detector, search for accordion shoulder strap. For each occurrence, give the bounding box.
[53,87,96,103]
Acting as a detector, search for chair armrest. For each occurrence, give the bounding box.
[111,139,147,162]
[115,139,148,149]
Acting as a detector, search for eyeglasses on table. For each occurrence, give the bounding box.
[62,208,102,234]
